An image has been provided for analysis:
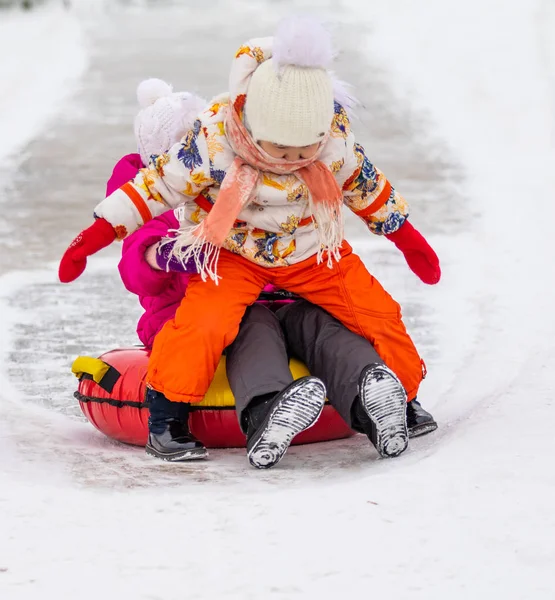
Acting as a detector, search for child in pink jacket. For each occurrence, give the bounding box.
[98,78,325,464]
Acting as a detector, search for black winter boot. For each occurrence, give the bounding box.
[146,389,207,462]
[245,376,326,469]
[352,363,409,458]
[407,399,438,438]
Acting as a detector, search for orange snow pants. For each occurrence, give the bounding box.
[147,242,424,403]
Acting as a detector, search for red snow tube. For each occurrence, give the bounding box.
[73,347,354,448]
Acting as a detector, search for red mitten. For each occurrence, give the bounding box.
[385,220,441,284]
[58,218,117,283]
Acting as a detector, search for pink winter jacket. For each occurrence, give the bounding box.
[106,153,144,197]
[109,154,186,348]
[119,211,190,349]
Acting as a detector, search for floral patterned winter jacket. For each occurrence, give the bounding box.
[94,43,409,268]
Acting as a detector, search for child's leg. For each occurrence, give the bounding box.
[276,299,383,428]
[275,278,410,458]
[146,389,207,461]
[226,302,326,469]
[147,250,267,402]
[277,300,437,439]
[226,303,294,431]
[272,243,424,401]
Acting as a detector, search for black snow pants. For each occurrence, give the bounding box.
[226,301,384,432]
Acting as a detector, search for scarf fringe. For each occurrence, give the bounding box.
[311,200,344,268]
[317,242,343,268]
[164,223,221,284]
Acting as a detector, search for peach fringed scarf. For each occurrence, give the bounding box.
[170,105,344,283]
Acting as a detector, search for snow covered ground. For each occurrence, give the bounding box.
[0,1,86,164]
[0,0,554,598]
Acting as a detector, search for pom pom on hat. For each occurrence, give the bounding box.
[272,16,334,71]
[134,78,206,165]
[136,78,173,108]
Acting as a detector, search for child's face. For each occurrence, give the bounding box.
[258,140,321,161]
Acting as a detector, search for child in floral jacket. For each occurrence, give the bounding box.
[60,18,440,469]
[121,210,438,465]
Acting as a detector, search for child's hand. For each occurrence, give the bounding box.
[154,239,205,274]
[58,218,117,283]
[385,220,441,284]
[145,243,163,270]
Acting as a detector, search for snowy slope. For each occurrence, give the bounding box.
[0,1,554,599]
[362,0,555,422]
[0,2,86,164]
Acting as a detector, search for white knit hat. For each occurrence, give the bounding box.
[244,18,335,147]
[134,78,206,164]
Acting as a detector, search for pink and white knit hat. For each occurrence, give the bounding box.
[134,78,206,164]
